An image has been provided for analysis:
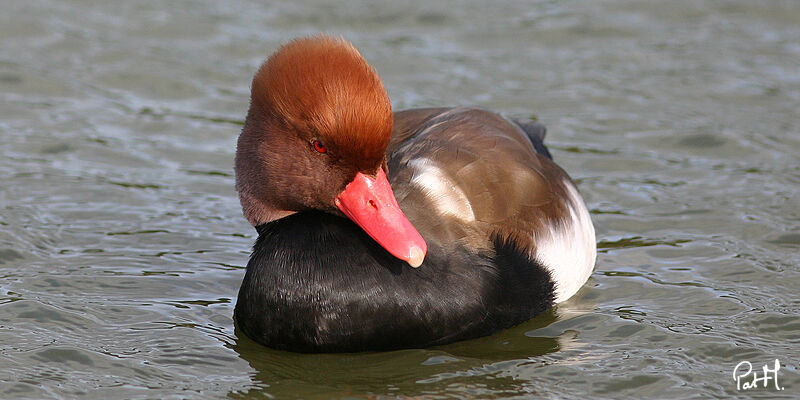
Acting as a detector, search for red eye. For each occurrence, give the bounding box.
[312,140,327,154]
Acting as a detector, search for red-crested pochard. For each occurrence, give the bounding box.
[234,35,596,352]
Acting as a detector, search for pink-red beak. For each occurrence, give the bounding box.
[335,169,427,267]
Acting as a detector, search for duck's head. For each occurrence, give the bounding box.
[235,35,426,267]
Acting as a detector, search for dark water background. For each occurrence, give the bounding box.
[1,0,798,398]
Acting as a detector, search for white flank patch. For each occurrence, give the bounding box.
[408,158,476,222]
[534,180,597,303]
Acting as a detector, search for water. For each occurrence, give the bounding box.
[1,0,799,398]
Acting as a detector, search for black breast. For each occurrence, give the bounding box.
[234,211,556,352]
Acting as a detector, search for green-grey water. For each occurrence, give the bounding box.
[1,0,799,398]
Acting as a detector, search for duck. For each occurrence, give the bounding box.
[233,35,596,353]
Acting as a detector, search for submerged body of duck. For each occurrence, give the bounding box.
[234,36,596,352]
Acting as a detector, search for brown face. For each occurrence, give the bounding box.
[235,35,393,225]
[236,35,427,267]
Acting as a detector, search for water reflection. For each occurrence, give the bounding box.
[229,310,563,398]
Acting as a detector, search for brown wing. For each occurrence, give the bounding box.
[387,107,574,253]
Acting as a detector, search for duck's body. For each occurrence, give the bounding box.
[389,107,595,304]
[233,37,595,353]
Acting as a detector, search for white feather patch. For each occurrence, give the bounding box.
[535,180,596,303]
[408,158,476,222]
